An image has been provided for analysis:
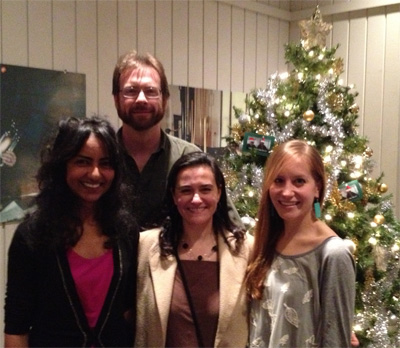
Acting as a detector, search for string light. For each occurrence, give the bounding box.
[369,237,378,245]
[280,72,289,79]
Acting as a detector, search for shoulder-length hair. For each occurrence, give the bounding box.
[27,116,136,248]
[159,151,245,257]
[246,140,326,299]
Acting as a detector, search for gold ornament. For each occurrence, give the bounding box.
[373,214,385,225]
[327,92,344,112]
[303,110,315,122]
[298,6,332,50]
[231,124,244,143]
[379,183,388,193]
[364,147,373,157]
[332,58,344,75]
[349,103,359,114]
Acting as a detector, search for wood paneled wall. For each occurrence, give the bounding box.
[0,0,289,340]
[0,0,399,342]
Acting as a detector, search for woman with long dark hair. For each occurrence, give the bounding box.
[4,116,138,347]
[135,151,253,348]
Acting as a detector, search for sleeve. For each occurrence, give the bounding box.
[318,239,356,348]
[4,224,39,334]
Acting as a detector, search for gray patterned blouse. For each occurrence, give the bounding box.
[249,236,356,348]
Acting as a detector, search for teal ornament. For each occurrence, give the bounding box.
[314,198,321,218]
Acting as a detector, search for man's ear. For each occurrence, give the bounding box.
[113,94,119,109]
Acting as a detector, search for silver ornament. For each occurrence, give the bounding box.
[238,113,251,125]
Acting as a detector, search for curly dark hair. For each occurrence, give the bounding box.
[24,116,137,249]
[159,151,245,257]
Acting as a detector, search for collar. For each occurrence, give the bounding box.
[117,127,169,155]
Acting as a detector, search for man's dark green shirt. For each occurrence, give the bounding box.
[118,129,201,230]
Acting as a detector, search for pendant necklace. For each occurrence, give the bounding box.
[181,241,218,261]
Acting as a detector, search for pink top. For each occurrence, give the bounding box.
[67,248,114,328]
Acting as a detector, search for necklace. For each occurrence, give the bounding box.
[181,241,218,261]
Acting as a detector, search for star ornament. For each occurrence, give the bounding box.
[299,6,332,50]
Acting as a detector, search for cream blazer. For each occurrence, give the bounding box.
[135,228,254,348]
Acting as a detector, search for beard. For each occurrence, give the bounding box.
[117,104,164,131]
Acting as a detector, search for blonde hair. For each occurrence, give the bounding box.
[245,140,326,299]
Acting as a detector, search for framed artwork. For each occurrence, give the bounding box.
[0,64,85,223]
[339,180,363,201]
[242,132,275,157]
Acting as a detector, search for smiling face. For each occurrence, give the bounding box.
[66,134,115,208]
[114,66,166,131]
[269,156,319,225]
[172,165,221,230]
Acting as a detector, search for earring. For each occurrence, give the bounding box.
[314,198,321,219]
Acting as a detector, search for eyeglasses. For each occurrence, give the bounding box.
[120,86,161,99]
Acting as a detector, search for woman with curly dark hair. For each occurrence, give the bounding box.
[135,151,253,348]
[4,116,139,347]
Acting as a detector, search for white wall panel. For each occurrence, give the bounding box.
[217,3,232,91]
[28,0,52,69]
[255,14,269,88]
[1,0,28,65]
[231,7,245,91]
[97,0,118,127]
[331,13,349,85]
[172,0,188,86]
[0,221,18,345]
[267,17,279,76]
[381,5,400,213]
[155,0,172,84]
[347,10,367,135]
[244,10,257,92]
[53,0,76,71]
[278,20,289,72]
[363,7,385,179]
[117,0,137,56]
[137,0,155,55]
[76,0,98,117]
[203,1,218,90]
[188,1,204,88]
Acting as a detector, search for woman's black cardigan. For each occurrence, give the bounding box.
[4,221,138,348]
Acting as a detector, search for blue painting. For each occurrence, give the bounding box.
[0,64,85,222]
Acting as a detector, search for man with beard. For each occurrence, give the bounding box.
[112,51,204,230]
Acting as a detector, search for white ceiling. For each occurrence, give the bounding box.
[218,0,400,21]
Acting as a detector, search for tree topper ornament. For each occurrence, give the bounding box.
[299,5,332,50]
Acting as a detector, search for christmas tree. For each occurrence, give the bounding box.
[220,7,400,347]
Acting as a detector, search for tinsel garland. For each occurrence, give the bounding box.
[255,74,346,202]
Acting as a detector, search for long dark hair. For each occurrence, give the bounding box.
[246,140,326,299]
[25,116,137,249]
[159,151,245,257]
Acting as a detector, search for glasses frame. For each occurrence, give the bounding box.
[120,86,162,100]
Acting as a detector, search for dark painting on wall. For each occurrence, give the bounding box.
[0,64,86,223]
